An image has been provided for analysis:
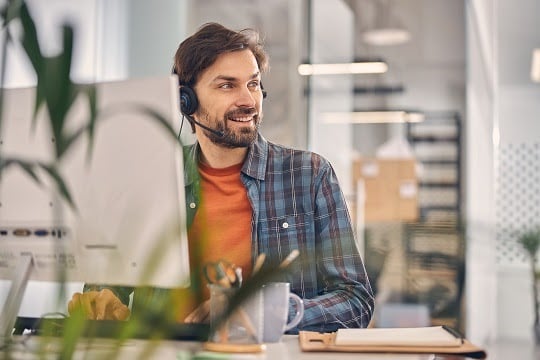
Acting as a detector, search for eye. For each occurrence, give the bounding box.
[219,83,233,89]
[248,81,260,90]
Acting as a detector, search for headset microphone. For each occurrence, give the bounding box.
[179,85,225,137]
[178,81,266,139]
[185,113,225,138]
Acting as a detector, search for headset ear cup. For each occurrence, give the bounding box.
[260,82,267,99]
[180,86,198,115]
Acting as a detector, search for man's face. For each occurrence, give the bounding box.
[193,50,264,148]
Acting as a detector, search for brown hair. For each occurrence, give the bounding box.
[173,22,269,87]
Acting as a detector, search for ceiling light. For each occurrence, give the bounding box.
[362,28,411,46]
[532,49,540,83]
[362,0,411,46]
[322,111,424,124]
[298,61,388,76]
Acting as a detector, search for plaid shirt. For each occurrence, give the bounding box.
[86,133,373,333]
[184,134,374,333]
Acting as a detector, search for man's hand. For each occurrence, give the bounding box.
[184,299,210,323]
[68,288,130,320]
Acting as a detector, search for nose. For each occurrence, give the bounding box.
[235,86,256,107]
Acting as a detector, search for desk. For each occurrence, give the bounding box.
[2,335,470,360]
[4,334,530,359]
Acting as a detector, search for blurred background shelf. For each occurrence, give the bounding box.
[407,112,462,223]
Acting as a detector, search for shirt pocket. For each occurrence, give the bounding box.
[258,212,315,267]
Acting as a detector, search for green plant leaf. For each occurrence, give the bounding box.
[59,311,88,359]
[0,0,24,26]
[16,1,42,71]
[80,83,97,162]
[517,229,540,258]
[44,24,76,158]
[131,104,182,142]
[63,102,182,161]
[41,163,77,210]
[16,0,47,124]
[0,157,42,184]
[0,157,77,210]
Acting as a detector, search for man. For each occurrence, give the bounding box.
[69,22,374,333]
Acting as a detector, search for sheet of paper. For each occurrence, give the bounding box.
[334,326,462,347]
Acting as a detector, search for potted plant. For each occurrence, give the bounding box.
[516,228,540,344]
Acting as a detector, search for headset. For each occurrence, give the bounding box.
[172,66,267,138]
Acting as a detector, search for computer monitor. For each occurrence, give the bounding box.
[0,76,190,337]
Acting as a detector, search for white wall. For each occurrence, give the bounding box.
[466,0,540,344]
[494,0,540,342]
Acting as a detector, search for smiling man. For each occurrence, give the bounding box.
[69,22,374,333]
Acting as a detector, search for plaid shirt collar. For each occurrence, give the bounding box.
[184,132,268,185]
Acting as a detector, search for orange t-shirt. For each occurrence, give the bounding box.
[173,161,253,321]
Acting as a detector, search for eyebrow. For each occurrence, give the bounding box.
[211,72,261,83]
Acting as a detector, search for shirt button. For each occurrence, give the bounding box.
[282,222,289,229]
[189,202,196,209]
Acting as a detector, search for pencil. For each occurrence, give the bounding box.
[252,253,266,275]
[279,249,300,269]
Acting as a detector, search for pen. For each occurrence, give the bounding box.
[442,325,464,344]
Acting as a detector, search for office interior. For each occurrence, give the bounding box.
[0,0,539,353]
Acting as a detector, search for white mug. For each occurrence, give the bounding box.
[262,282,304,342]
[208,282,304,344]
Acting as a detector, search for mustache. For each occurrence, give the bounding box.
[225,107,258,118]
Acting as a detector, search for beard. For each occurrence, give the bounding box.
[197,107,262,148]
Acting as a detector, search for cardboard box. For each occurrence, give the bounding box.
[353,158,418,222]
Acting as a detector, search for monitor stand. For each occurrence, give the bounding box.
[0,253,33,346]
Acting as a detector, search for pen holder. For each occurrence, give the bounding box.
[208,284,263,345]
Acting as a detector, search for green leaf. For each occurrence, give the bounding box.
[13,1,48,128]
[0,158,77,211]
[63,102,182,164]
[131,104,182,143]
[517,230,540,258]
[41,163,77,210]
[18,1,43,72]
[0,157,42,184]
[78,83,97,162]
[0,0,24,28]
[44,24,75,158]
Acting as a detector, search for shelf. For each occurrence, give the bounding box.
[405,112,464,329]
[420,160,459,165]
[409,136,459,143]
[407,112,462,222]
[419,182,458,188]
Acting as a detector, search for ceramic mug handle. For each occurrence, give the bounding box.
[284,293,304,331]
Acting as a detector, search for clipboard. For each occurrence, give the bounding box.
[298,328,487,359]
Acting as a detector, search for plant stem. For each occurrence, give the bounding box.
[532,255,539,326]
